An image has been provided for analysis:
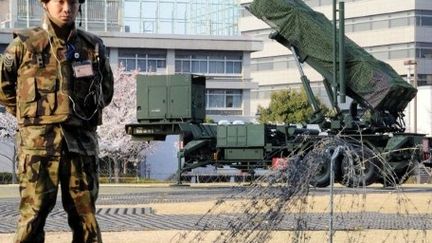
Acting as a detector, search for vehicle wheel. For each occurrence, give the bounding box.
[306,146,338,188]
[341,145,378,187]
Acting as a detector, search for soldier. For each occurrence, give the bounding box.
[0,0,113,242]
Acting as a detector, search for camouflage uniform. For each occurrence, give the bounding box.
[0,13,113,243]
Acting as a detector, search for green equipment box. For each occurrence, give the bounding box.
[217,124,266,147]
[217,124,269,161]
[136,74,206,123]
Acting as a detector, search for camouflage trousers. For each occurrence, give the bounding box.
[13,149,102,243]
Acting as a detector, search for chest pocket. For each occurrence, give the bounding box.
[18,66,58,118]
[17,71,37,118]
[35,73,58,116]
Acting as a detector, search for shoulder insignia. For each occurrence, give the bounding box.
[3,52,15,71]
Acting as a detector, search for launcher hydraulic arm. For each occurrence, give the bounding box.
[247,0,417,133]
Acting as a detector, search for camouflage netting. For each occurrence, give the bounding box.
[248,0,417,114]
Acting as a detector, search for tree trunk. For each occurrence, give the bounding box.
[123,160,128,175]
[114,157,120,183]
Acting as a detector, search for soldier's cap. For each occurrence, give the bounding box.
[39,0,85,3]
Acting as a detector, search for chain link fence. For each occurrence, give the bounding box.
[1,141,432,185]
[98,156,146,183]
[174,136,432,243]
[0,140,16,184]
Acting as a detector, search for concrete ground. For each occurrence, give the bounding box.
[1,183,431,242]
[1,230,432,243]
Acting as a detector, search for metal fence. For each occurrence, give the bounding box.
[9,0,123,31]
[0,141,16,184]
[2,157,431,185]
[1,141,432,185]
[5,0,239,35]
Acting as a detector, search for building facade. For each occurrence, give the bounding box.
[239,0,432,134]
[1,0,240,35]
[122,0,240,35]
[0,0,261,122]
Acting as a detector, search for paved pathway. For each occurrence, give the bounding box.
[1,185,431,233]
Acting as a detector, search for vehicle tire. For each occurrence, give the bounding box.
[306,145,338,188]
[341,145,378,187]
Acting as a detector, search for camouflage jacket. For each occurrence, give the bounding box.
[0,19,114,155]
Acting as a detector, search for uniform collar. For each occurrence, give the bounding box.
[43,15,78,44]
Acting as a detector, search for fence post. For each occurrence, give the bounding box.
[108,157,112,183]
[12,145,17,184]
[114,157,119,183]
[329,146,345,243]
[135,159,140,182]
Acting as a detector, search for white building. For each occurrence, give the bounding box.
[239,0,432,134]
[0,0,262,122]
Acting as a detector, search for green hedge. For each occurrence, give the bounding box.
[99,177,164,184]
[0,172,13,184]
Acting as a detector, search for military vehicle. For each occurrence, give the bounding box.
[126,0,432,187]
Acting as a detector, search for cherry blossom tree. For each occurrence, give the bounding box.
[0,110,17,183]
[0,66,152,182]
[0,111,16,143]
[97,66,151,181]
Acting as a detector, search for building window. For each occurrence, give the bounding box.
[208,90,225,108]
[251,56,296,72]
[175,51,242,75]
[304,0,364,7]
[342,11,432,33]
[206,89,242,109]
[418,74,432,86]
[417,48,432,59]
[417,14,432,27]
[206,110,243,116]
[209,57,225,73]
[244,11,432,36]
[118,49,166,73]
